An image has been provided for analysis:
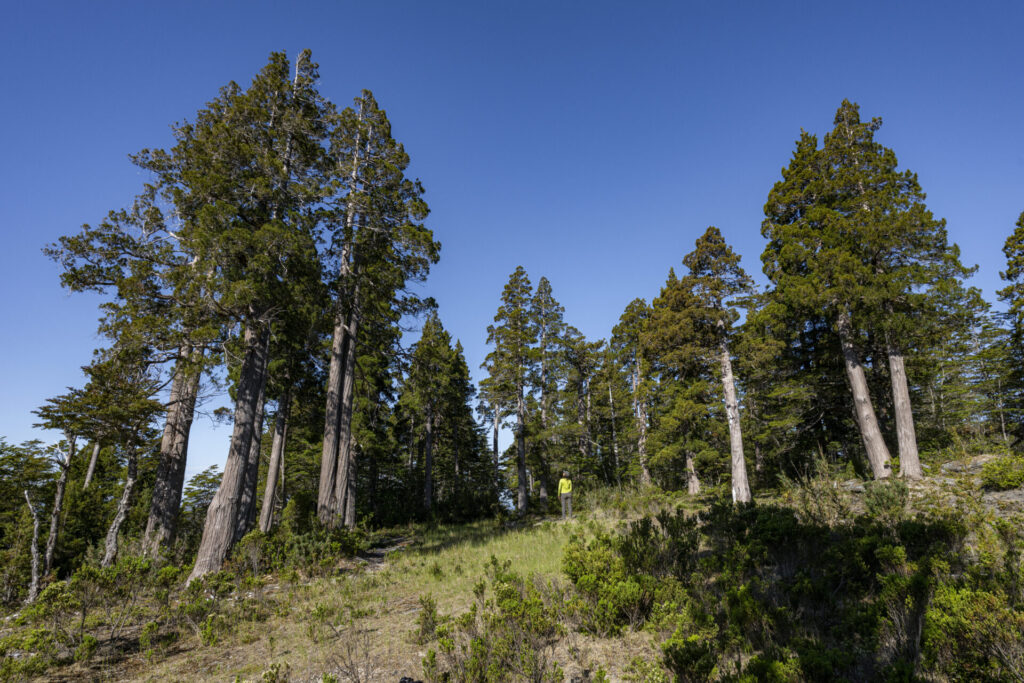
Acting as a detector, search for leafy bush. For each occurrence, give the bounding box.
[981,456,1024,491]
[423,556,565,682]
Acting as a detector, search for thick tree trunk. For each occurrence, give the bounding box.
[632,362,652,487]
[638,398,651,486]
[44,434,75,575]
[318,306,349,523]
[719,337,751,503]
[332,303,360,528]
[189,323,271,582]
[887,345,922,480]
[24,491,40,604]
[423,408,434,513]
[686,451,701,495]
[144,349,201,555]
[82,442,101,490]
[609,384,621,487]
[492,411,500,490]
[516,386,528,514]
[259,394,289,533]
[103,438,139,567]
[236,385,266,542]
[836,308,892,479]
[343,439,357,528]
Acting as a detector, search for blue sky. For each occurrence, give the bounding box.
[2,1,1022,479]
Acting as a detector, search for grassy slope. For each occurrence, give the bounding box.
[22,455,1024,682]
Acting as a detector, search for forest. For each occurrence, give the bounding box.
[3,50,1024,681]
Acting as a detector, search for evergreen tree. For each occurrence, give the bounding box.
[681,227,754,502]
[762,101,974,479]
[484,267,537,513]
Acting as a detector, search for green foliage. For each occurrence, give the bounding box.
[423,556,565,682]
[863,479,910,529]
[415,593,441,644]
[980,456,1024,491]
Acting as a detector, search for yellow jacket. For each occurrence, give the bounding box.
[558,477,572,495]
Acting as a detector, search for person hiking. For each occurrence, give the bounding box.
[558,470,573,519]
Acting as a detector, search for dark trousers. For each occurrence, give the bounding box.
[560,492,572,519]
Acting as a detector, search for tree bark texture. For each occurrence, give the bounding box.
[82,442,101,490]
[332,303,360,528]
[23,491,40,604]
[318,306,350,523]
[609,384,621,487]
[44,434,75,575]
[236,385,266,542]
[423,408,434,513]
[189,323,271,582]
[887,345,922,480]
[343,438,357,528]
[259,394,289,533]
[719,337,751,503]
[144,349,201,555]
[632,360,652,487]
[836,308,892,479]
[102,439,139,567]
[686,451,701,495]
[516,386,528,514]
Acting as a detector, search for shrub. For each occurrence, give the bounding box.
[980,456,1024,492]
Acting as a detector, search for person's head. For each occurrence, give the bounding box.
[563,470,569,477]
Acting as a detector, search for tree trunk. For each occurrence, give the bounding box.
[259,393,290,533]
[83,442,101,490]
[719,336,751,503]
[102,438,139,567]
[236,384,266,542]
[632,360,652,487]
[836,308,892,479]
[423,408,434,514]
[516,385,528,514]
[144,348,201,555]
[343,437,357,528]
[492,410,500,492]
[318,306,350,523]
[686,451,701,495]
[887,344,922,480]
[24,491,40,604]
[638,397,651,486]
[332,303,360,528]
[609,383,621,487]
[318,102,363,525]
[44,433,75,575]
[189,322,271,582]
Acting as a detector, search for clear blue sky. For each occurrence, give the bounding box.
[2,1,1022,479]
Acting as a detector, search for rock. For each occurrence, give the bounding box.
[840,479,865,493]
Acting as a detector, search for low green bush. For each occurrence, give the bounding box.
[980,456,1024,491]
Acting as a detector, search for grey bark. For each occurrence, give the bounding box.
[631,357,652,487]
[837,308,892,479]
[343,437,357,528]
[189,323,271,582]
[608,383,621,487]
[686,451,701,495]
[44,433,75,575]
[236,384,266,542]
[83,442,101,490]
[143,348,201,555]
[24,491,40,604]
[887,345,922,480]
[842,314,895,473]
[423,408,434,513]
[516,384,528,514]
[318,310,349,522]
[259,394,289,533]
[719,334,751,503]
[102,438,139,567]
[318,100,363,524]
[332,303,360,528]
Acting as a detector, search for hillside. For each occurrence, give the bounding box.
[4,455,1024,682]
